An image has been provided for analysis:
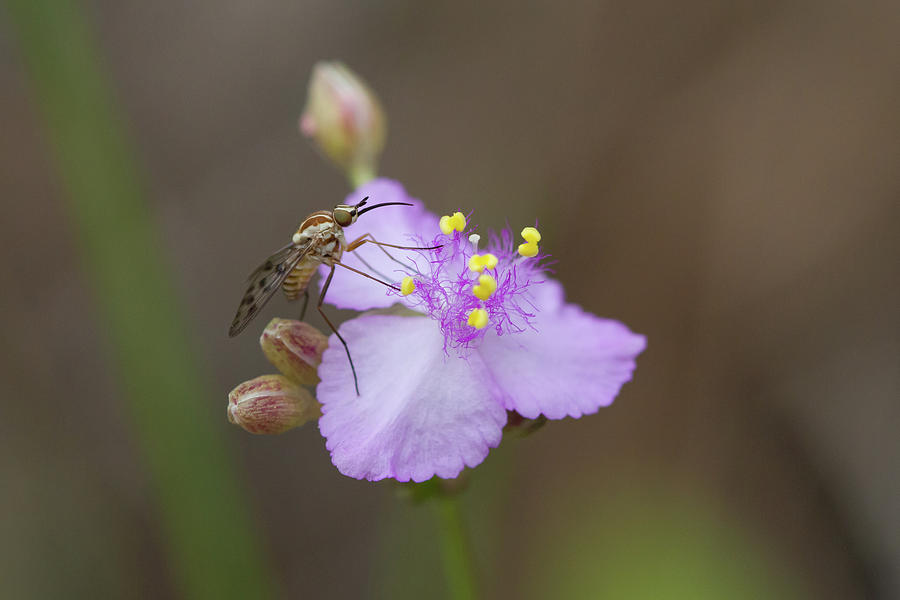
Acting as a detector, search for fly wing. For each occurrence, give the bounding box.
[228,242,311,337]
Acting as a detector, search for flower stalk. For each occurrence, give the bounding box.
[435,493,478,600]
[401,479,478,599]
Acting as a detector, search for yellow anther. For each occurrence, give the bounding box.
[518,241,539,257]
[521,226,541,243]
[472,274,497,300]
[467,308,489,329]
[468,252,499,273]
[400,276,416,296]
[440,212,467,235]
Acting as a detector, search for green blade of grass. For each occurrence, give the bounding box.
[3,1,276,598]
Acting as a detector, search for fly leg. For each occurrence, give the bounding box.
[345,233,441,281]
[346,233,416,276]
[323,252,441,396]
[318,265,360,396]
[298,289,310,321]
[333,259,401,291]
[346,233,441,255]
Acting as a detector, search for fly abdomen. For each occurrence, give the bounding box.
[282,258,319,300]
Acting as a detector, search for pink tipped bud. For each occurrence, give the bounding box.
[299,61,386,185]
[260,318,328,385]
[228,375,320,435]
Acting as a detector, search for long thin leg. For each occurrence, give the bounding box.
[346,235,442,253]
[318,265,360,396]
[353,251,395,284]
[334,259,401,291]
[346,233,418,277]
[345,233,399,282]
[298,288,310,321]
[345,233,441,281]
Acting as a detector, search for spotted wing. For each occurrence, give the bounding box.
[228,242,311,337]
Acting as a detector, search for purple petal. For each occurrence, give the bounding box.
[317,314,507,482]
[319,179,440,310]
[479,280,646,419]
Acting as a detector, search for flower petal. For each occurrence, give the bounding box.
[479,280,646,419]
[319,179,440,310]
[317,314,506,482]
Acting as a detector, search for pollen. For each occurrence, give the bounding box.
[439,211,467,235]
[401,211,550,349]
[518,242,539,257]
[466,308,489,329]
[400,276,416,296]
[292,232,303,244]
[472,274,497,300]
[521,226,541,243]
[468,253,499,273]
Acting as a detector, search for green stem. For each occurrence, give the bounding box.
[348,163,377,188]
[434,494,478,600]
[3,1,275,598]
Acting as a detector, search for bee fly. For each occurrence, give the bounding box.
[229,197,437,395]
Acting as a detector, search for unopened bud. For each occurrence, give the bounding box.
[299,61,386,186]
[228,375,320,435]
[260,318,328,385]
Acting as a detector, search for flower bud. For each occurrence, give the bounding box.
[260,318,328,385]
[228,375,320,435]
[299,61,386,186]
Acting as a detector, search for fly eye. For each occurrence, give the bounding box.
[334,210,352,227]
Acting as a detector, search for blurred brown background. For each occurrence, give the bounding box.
[1,0,897,598]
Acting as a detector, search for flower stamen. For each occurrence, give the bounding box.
[521,227,541,243]
[468,253,499,273]
[472,274,497,300]
[517,242,538,257]
[439,212,467,235]
[396,210,547,347]
[400,276,416,296]
[517,226,542,257]
[466,308,489,329]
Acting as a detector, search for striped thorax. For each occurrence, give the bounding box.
[283,211,346,300]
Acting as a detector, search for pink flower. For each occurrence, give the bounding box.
[316,179,646,482]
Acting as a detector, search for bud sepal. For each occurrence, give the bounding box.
[228,374,320,435]
[260,318,328,385]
